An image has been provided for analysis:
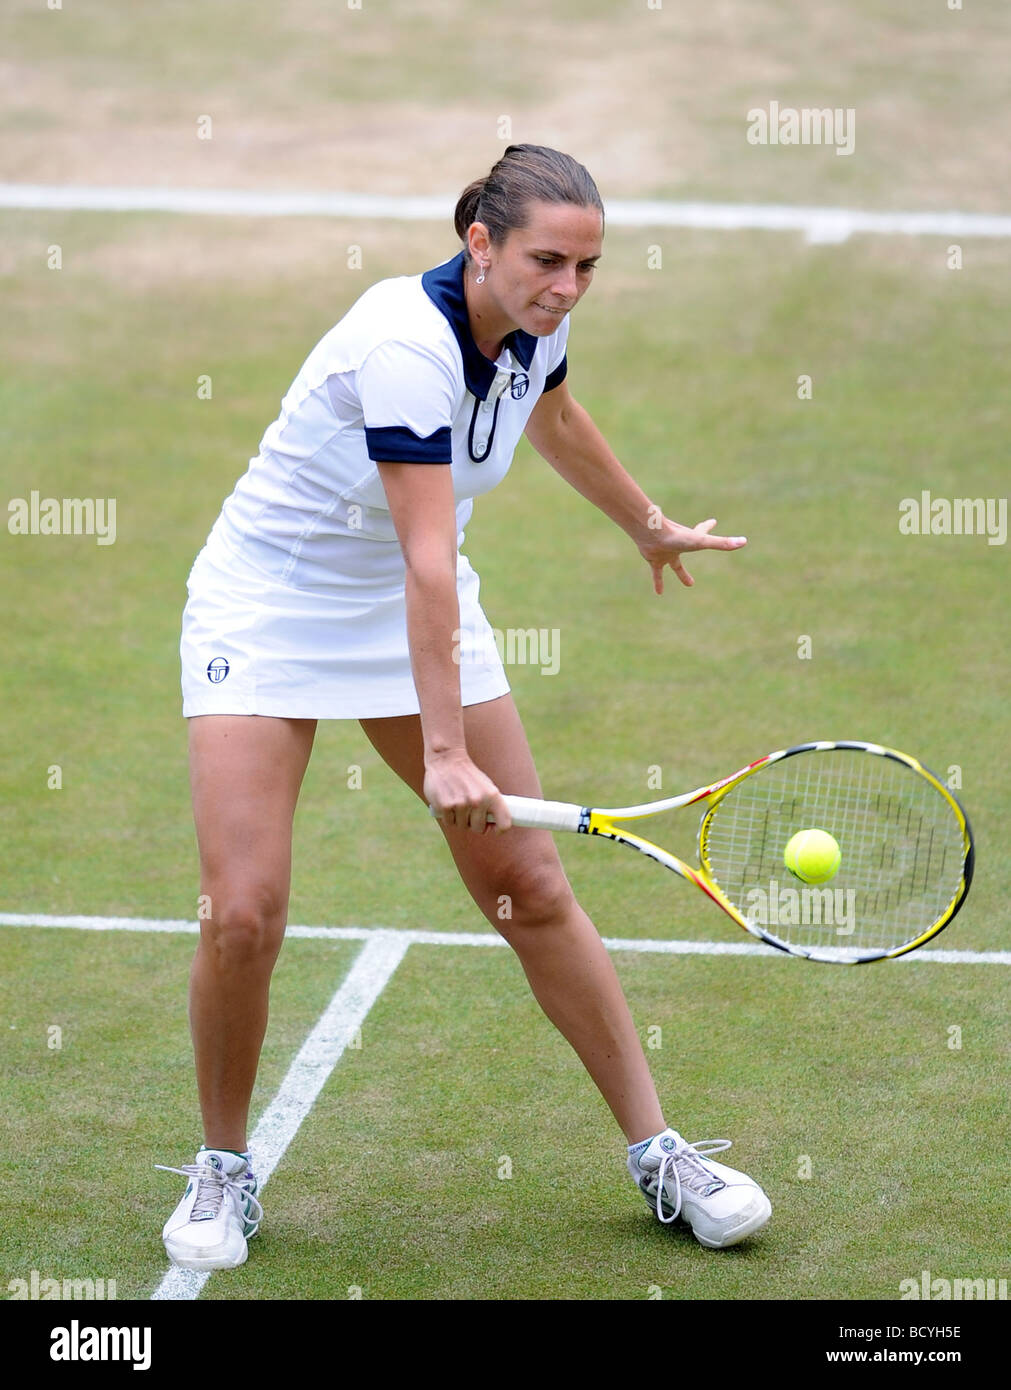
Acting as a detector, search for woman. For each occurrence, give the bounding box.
[161,144,771,1270]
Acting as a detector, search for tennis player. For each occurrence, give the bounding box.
[161,144,771,1268]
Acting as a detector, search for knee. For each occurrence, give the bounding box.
[197,885,287,969]
[487,858,575,932]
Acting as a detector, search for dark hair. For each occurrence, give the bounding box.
[453,144,604,263]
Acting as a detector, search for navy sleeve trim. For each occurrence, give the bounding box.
[364,424,453,464]
[543,356,568,392]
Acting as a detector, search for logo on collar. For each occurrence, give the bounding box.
[510,373,530,399]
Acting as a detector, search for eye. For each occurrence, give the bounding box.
[536,257,556,267]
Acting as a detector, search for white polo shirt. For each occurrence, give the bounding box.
[205,250,569,593]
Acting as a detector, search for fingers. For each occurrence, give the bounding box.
[426,763,512,835]
[652,556,693,591]
[692,518,747,550]
[672,557,694,587]
[487,790,513,832]
[644,515,746,593]
[437,801,494,833]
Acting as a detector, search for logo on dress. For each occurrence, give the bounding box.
[207,657,230,683]
[510,373,530,399]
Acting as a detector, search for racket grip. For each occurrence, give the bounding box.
[495,795,585,832]
[427,796,585,832]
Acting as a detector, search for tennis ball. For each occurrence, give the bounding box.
[783,829,841,884]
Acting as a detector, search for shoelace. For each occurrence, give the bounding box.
[651,1139,732,1226]
[155,1161,264,1225]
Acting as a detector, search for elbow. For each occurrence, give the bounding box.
[401,540,458,588]
[527,399,576,462]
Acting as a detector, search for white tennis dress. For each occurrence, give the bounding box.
[180,251,569,719]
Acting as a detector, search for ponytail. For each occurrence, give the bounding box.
[453,178,486,244]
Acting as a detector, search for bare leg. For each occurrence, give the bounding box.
[187,714,317,1150]
[361,695,665,1144]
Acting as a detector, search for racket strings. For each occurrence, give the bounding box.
[701,750,966,954]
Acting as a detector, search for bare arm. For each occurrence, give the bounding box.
[524,380,746,593]
[376,461,511,832]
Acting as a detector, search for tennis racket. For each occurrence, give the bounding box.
[489,740,974,964]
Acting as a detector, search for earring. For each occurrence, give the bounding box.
[476,264,487,284]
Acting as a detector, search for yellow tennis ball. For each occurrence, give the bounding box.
[784,829,841,884]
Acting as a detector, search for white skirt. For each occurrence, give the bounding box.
[180,539,510,720]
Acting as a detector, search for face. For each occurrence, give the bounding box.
[471,200,603,336]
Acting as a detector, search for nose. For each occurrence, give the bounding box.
[550,264,579,301]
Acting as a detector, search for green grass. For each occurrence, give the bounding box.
[3,1,1009,208]
[0,931,1006,1300]
[1,204,1009,1301]
[0,927,361,1293]
[205,945,1008,1302]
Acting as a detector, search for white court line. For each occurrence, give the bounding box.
[1,183,1010,243]
[150,929,409,1301]
[0,912,1007,964]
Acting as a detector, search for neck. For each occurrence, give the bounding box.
[463,263,510,361]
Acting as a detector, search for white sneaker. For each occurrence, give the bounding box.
[157,1149,262,1270]
[628,1128,771,1248]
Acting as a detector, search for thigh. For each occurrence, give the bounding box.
[188,714,317,908]
[360,696,571,922]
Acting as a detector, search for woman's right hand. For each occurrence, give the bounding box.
[425,749,513,834]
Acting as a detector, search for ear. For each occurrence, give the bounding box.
[467,222,493,264]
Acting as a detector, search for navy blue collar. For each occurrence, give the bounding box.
[421,252,536,400]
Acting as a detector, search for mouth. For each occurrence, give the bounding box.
[533,302,569,316]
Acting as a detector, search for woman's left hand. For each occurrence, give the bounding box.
[638,516,747,594]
